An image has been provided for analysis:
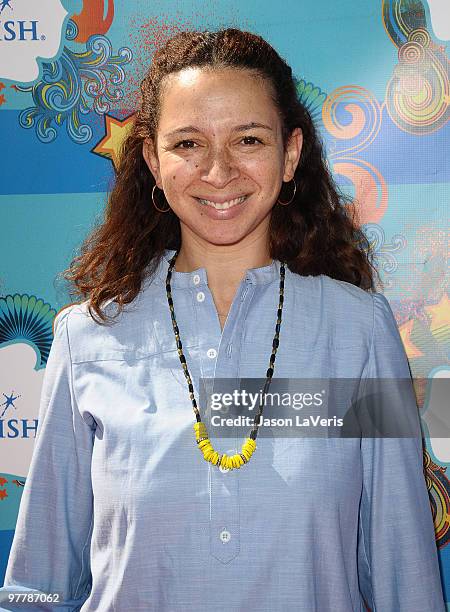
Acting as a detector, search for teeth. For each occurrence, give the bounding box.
[198,196,246,210]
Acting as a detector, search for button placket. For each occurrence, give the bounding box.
[192,285,222,382]
[206,282,243,555]
[209,453,240,562]
[206,280,253,563]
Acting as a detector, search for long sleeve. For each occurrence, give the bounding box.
[0,306,95,611]
[357,293,445,611]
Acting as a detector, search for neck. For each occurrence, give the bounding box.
[173,241,273,286]
[173,237,273,316]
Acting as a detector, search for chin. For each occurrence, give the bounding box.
[203,238,246,247]
[197,232,248,247]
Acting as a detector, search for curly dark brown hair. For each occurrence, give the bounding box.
[61,28,380,325]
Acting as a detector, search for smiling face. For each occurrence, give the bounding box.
[142,67,302,251]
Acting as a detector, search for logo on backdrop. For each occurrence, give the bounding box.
[0,0,68,82]
[0,342,45,477]
[0,389,37,440]
[0,293,55,478]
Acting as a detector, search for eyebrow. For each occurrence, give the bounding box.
[164,122,273,138]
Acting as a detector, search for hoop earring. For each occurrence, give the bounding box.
[152,185,171,213]
[277,178,297,206]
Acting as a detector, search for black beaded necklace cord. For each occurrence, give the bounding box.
[165,249,286,470]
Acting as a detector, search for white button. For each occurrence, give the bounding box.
[207,348,217,359]
[219,465,230,473]
[193,274,201,285]
[219,529,231,543]
[196,292,205,302]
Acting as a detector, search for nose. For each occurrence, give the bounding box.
[200,147,239,188]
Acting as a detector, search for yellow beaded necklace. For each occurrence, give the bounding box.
[165,250,286,471]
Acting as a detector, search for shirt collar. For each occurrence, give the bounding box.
[153,248,282,287]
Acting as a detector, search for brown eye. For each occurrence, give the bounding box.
[174,140,197,149]
[241,136,262,145]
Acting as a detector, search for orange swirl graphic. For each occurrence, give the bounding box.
[399,41,425,63]
[332,157,388,225]
[322,86,387,224]
[322,86,382,156]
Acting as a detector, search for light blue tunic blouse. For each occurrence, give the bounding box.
[1,249,445,611]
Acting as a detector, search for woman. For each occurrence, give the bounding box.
[1,28,445,611]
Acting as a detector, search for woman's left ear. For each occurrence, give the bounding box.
[283,128,303,182]
[142,137,163,188]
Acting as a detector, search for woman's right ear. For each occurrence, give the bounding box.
[142,138,162,188]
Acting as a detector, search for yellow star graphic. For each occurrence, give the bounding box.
[399,318,424,358]
[425,294,450,340]
[93,113,135,170]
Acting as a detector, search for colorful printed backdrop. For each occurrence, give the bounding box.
[0,0,449,605]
